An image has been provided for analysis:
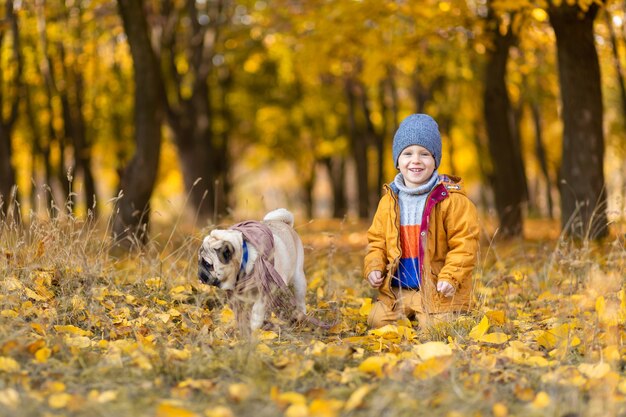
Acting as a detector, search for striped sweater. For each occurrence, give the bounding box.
[393,170,439,289]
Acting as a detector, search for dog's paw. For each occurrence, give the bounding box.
[261,320,279,332]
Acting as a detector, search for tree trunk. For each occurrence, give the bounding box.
[345,77,370,219]
[65,4,97,217]
[71,70,97,217]
[0,127,17,217]
[302,162,316,219]
[56,44,75,206]
[386,65,400,133]
[114,0,164,245]
[483,6,528,238]
[159,0,227,220]
[35,0,62,214]
[25,82,45,213]
[357,78,383,210]
[530,102,554,219]
[0,0,22,221]
[549,3,608,239]
[172,93,216,219]
[439,115,457,174]
[323,157,347,218]
[376,79,389,198]
[216,66,234,217]
[605,9,626,128]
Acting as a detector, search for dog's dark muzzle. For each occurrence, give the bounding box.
[198,260,220,287]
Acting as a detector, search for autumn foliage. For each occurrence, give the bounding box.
[0,216,624,417]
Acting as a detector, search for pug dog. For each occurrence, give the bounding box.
[198,208,307,332]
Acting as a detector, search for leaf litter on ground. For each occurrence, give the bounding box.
[0,217,624,416]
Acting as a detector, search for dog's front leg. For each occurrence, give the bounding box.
[250,298,266,332]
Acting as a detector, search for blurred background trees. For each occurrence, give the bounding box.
[0,0,624,243]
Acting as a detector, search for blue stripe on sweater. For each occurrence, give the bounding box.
[393,257,421,289]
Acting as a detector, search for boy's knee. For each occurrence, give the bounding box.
[367,300,401,329]
[367,302,387,329]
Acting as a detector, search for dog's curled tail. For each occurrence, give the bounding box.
[263,208,294,227]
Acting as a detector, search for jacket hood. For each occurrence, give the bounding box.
[438,174,467,196]
[388,174,467,196]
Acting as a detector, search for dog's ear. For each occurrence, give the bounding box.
[217,242,235,264]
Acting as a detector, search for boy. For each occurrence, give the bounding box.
[364,113,479,329]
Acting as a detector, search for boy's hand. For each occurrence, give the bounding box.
[367,271,383,288]
[436,281,455,297]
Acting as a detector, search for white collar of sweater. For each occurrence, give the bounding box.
[394,170,439,196]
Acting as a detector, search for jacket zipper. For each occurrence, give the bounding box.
[387,184,401,300]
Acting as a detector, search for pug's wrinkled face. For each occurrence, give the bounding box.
[198,229,243,290]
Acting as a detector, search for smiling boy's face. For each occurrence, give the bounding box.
[397,144,436,188]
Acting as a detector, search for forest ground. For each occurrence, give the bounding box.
[0,214,624,417]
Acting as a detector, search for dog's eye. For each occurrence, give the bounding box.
[200,259,214,271]
[218,243,234,264]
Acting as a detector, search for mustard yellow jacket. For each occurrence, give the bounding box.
[364,175,480,313]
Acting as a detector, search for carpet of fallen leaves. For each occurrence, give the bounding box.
[0,216,624,417]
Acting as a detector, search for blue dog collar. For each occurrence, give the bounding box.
[238,240,249,276]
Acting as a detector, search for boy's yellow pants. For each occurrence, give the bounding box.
[367,289,454,329]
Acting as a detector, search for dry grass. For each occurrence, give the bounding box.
[0,212,624,417]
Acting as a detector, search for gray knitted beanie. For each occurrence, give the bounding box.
[392,114,442,169]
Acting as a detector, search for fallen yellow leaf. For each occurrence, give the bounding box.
[486,310,506,325]
[30,323,46,336]
[578,362,611,379]
[35,347,51,363]
[24,287,49,301]
[524,356,550,367]
[274,391,307,408]
[204,406,234,417]
[413,356,453,380]
[258,330,278,340]
[54,325,93,337]
[0,388,19,408]
[368,324,400,338]
[514,385,535,402]
[359,298,372,317]
[602,345,621,362]
[155,313,171,323]
[368,324,415,341]
[502,341,548,367]
[284,404,308,417]
[228,383,251,402]
[358,355,394,377]
[220,307,235,324]
[596,295,621,326]
[492,402,508,417]
[477,332,510,345]
[344,384,372,412]
[309,398,343,417]
[469,316,489,340]
[413,341,452,361]
[255,343,272,355]
[0,357,20,372]
[536,323,574,350]
[87,390,118,403]
[48,393,72,409]
[167,348,191,361]
[531,391,551,408]
[156,403,198,417]
[1,310,17,318]
[45,381,66,393]
[169,285,188,294]
[26,339,45,354]
[64,336,92,349]
[178,379,215,393]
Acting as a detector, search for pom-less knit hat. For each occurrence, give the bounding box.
[392,114,442,169]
